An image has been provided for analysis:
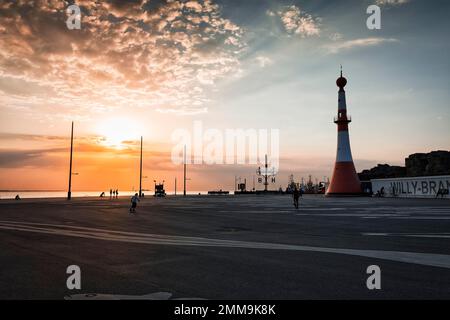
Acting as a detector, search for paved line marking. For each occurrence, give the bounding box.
[1,220,450,269]
[363,232,450,239]
[389,217,450,220]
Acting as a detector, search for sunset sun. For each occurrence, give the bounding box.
[96,118,141,149]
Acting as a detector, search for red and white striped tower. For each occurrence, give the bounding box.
[326,68,362,196]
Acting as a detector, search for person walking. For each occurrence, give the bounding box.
[109,189,113,199]
[116,189,119,198]
[130,193,140,214]
[293,186,300,209]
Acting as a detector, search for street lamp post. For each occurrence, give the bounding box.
[67,121,74,200]
[183,145,187,196]
[139,136,143,197]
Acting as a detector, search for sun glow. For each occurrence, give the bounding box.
[96,118,142,149]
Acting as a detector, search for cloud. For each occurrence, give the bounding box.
[0,132,67,142]
[275,5,320,37]
[0,132,173,170]
[255,56,273,68]
[0,76,57,100]
[375,0,410,6]
[325,37,398,53]
[0,148,67,168]
[0,0,245,116]
[329,33,343,41]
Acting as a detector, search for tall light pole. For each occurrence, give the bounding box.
[183,144,187,196]
[67,121,74,200]
[139,136,143,197]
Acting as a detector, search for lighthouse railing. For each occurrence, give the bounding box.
[334,115,352,123]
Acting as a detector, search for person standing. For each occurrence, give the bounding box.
[130,193,140,213]
[109,189,113,199]
[293,186,300,209]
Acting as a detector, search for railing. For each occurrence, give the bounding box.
[334,115,351,123]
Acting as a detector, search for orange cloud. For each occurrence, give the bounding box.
[0,0,245,118]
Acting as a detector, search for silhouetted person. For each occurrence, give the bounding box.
[130,193,140,213]
[293,187,300,209]
[109,189,112,199]
[436,188,448,198]
[100,192,105,198]
[116,189,119,198]
[15,194,21,200]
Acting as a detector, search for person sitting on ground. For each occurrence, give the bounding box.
[130,193,140,213]
[15,194,21,200]
[100,192,105,198]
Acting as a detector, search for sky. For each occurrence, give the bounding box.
[0,0,449,192]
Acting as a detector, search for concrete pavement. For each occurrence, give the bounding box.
[0,195,449,299]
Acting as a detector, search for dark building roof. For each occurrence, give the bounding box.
[405,150,450,177]
[358,150,450,180]
[358,164,406,181]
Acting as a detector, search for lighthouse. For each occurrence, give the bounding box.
[326,68,362,196]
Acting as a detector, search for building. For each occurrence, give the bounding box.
[360,151,450,198]
[406,150,450,177]
[358,164,406,181]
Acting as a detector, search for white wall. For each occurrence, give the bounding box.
[371,176,450,199]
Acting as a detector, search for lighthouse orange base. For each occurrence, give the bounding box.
[326,162,362,195]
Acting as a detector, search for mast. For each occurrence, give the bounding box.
[139,136,143,197]
[183,144,187,196]
[67,121,74,200]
